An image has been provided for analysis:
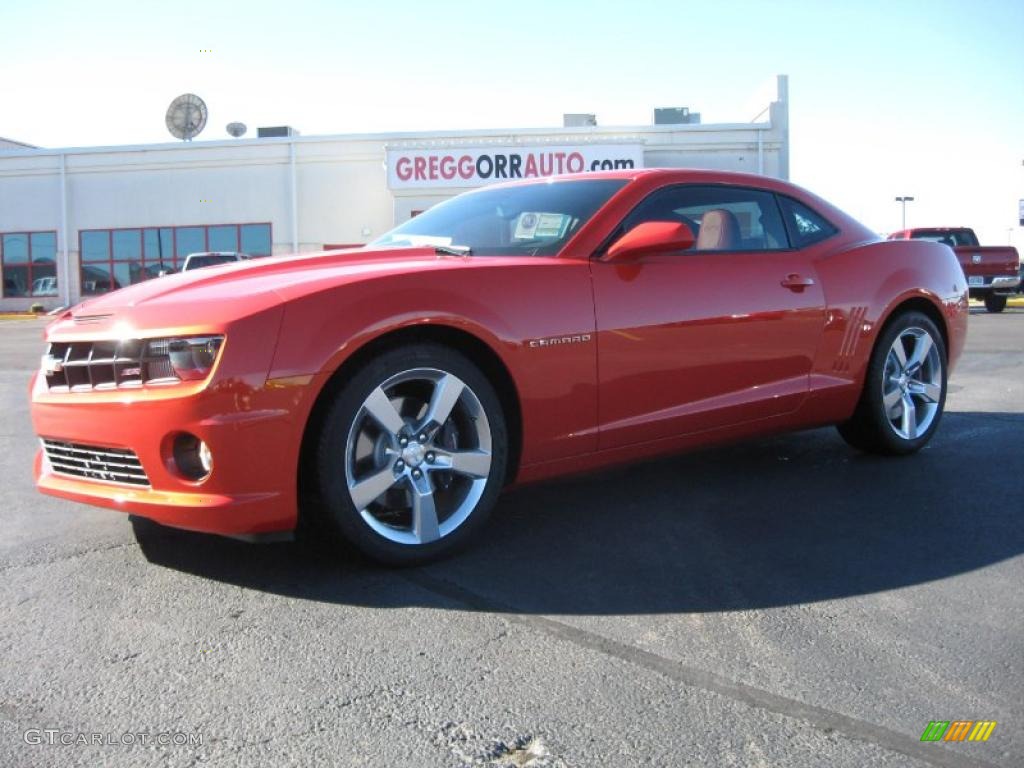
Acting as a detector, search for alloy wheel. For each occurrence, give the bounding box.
[344,368,493,545]
[881,327,943,441]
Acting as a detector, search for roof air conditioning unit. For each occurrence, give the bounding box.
[653,108,701,125]
[563,113,597,127]
[257,126,300,138]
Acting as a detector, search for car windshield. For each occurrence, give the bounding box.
[187,254,238,269]
[371,179,628,256]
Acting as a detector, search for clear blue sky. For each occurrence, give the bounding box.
[2,0,1022,240]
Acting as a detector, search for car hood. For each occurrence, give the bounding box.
[53,247,481,337]
[85,245,474,303]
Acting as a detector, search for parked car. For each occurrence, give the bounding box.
[31,276,58,296]
[31,169,967,564]
[887,227,1020,312]
[181,251,250,271]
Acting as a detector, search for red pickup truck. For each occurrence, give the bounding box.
[888,227,1020,312]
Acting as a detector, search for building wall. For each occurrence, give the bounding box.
[0,78,789,310]
[0,137,37,151]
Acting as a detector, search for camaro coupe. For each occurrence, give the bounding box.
[31,169,968,564]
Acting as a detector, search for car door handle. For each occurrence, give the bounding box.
[781,273,815,291]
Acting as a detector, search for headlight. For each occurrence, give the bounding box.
[147,336,224,381]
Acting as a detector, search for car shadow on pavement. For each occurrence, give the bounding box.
[132,410,1024,615]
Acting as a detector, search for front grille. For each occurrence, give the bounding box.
[42,439,150,486]
[43,339,178,391]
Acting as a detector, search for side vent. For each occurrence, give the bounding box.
[833,306,868,373]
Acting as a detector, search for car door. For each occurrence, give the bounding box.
[590,184,826,450]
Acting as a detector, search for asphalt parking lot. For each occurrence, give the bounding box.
[1,308,1021,768]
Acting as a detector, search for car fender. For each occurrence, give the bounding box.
[804,239,967,421]
[268,260,601,467]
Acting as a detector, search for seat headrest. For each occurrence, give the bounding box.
[696,209,740,251]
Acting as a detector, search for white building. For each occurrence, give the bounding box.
[0,77,789,311]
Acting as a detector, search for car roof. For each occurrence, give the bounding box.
[479,167,806,194]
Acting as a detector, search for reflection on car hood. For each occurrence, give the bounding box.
[69,247,463,315]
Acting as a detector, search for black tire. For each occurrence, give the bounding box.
[984,293,1007,313]
[837,311,947,456]
[314,343,508,566]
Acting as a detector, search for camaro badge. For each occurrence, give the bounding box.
[528,334,593,349]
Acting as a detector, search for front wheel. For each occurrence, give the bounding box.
[315,343,508,565]
[984,293,1007,313]
[837,311,947,455]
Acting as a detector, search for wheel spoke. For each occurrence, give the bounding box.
[910,380,942,403]
[349,467,400,511]
[882,386,902,411]
[423,374,465,430]
[889,339,908,370]
[906,333,933,371]
[434,448,491,478]
[900,394,918,439]
[363,386,406,435]
[410,474,440,543]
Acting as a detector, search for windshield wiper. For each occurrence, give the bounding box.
[434,244,472,257]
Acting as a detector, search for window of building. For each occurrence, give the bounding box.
[79,223,272,295]
[1,231,58,298]
[175,227,205,259]
[239,223,272,255]
[208,225,238,251]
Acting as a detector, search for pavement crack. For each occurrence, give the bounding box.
[403,571,1002,768]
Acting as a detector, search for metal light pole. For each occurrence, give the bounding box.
[895,196,915,230]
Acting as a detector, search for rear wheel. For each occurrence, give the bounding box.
[837,311,947,455]
[984,293,1007,313]
[315,344,507,565]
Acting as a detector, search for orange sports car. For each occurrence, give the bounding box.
[31,170,968,564]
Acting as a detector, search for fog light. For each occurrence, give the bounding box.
[173,433,212,481]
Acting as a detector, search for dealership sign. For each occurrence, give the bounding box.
[386,144,644,190]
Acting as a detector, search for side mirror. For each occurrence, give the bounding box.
[606,221,696,261]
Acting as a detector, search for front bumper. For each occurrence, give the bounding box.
[28,302,323,536]
[34,451,284,534]
[31,372,304,535]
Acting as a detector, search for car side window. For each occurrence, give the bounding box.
[777,196,838,248]
[619,185,791,252]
